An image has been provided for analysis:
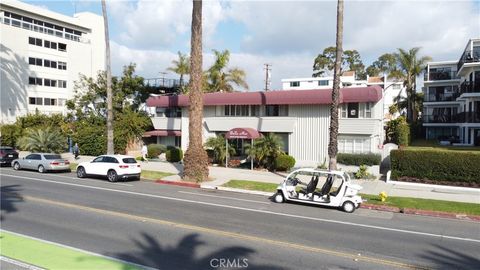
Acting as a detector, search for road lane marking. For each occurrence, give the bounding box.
[178,191,271,204]
[13,194,429,270]
[3,173,480,244]
[0,256,45,270]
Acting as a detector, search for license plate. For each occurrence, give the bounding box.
[59,163,64,165]
[7,154,13,157]
[130,165,136,168]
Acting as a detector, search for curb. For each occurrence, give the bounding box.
[154,179,200,188]
[152,180,480,222]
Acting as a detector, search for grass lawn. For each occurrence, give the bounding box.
[409,139,480,152]
[222,179,480,215]
[141,170,174,180]
[0,231,141,270]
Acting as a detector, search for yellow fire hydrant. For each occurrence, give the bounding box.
[379,191,388,202]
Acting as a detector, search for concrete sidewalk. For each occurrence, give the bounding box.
[58,153,480,204]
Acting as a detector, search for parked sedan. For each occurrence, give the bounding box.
[0,147,19,167]
[76,155,141,182]
[12,153,70,173]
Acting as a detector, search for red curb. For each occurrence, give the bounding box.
[360,203,401,213]
[155,179,200,188]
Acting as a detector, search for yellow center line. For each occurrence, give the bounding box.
[12,193,430,270]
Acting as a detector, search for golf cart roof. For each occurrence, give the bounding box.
[291,168,350,179]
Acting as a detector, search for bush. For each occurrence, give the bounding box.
[0,124,21,147]
[337,153,381,166]
[166,147,183,162]
[354,165,370,179]
[136,156,144,161]
[72,124,106,156]
[391,149,480,184]
[147,144,166,158]
[275,154,296,171]
[386,116,410,146]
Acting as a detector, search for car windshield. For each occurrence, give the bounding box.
[44,154,62,160]
[0,147,15,153]
[122,158,137,164]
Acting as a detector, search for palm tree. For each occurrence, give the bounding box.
[204,135,235,166]
[183,0,209,182]
[101,0,114,154]
[395,48,431,123]
[17,127,66,153]
[167,51,190,88]
[245,133,284,170]
[207,49,248,92]
[328,0,344,171]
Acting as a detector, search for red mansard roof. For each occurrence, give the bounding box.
[146,86,382,108]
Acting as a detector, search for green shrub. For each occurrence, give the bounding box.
[72,124,106,156]
[136,156,144,161]
[386,116,410,146]
[391,149,480,183]
[275,154,296,171]
[397,122,410,146]
[166,147,183,162]
[354,165,370,179]
[0,124,21,147]
[337,153,381,166]
[147,144,166,158]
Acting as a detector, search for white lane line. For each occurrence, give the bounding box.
[3,173,480,244]
[178,191,271,205]
[0,256,44,270]
[1,230,156,270]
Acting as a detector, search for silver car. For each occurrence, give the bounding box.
[12,153,71,173]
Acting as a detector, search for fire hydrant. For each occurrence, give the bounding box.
[379,191,388,202]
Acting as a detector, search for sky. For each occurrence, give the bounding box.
[25,0,480,91]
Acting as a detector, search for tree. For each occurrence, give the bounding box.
[204,135,235,166]
[395,48,431,122]
[313,47,365,79]
[206,49,248,92]
[17,127,66,153]
[167,51,190,88]
[183,0,209,182]
[245,133,284,170]
[101,0,114,154]
[328,0,344,171]
[366,53,401,78]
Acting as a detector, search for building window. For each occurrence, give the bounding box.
[365,102,372,118]
[36,78,43,85]
[50,61,57,69]
[338,136,371,154]
[392,84,401,90]
[58,98,66,106]
[318,80,328,86]
[36,58,42,66]
[44,59,51,67]
[266,105,288,116]
[44,98,57,106]
[175,136,181,147]
[58,61,67,70]
[251,105,260,116]
[165,107,182,117]
[28,77,36,85]
[341,103,372,118]
[58,80,67,88]
[58,43,67,52]
[29,97,43,105]
[347,103,359,118]
[290,81,300,87]
[28,57,35,65]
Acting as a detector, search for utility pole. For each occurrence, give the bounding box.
[264,64,271,91]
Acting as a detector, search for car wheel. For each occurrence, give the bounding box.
[107,170,118,182]
[13,162,20,170]
[77,167,86,178]
[342,201,356,213]
[38,165,45,173]
[273,192,284,203]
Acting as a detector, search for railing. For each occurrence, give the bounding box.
[145,78,184,89]
[424,92,459,102]
[460,81,480,94]
[1,16,89,44]
[457,49,480,71]
[424,71,459,81]
[424,112,480,123]
[457,112,480,123]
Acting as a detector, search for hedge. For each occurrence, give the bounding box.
[147,144,167,158]
[275,154,296,171]
[166,147,183,162]
[337,153,381,166]
[390,149,480,183]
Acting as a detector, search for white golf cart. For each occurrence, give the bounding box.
[273,168,363,213]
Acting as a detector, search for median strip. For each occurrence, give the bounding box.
[0,231,145,270]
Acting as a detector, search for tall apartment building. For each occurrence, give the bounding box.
[423,38,480,145]
[0,0,105,124]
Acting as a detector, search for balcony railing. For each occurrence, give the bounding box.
[425,92,459,102]
[424,112,480,123]
[457,49,480,71]
[458,112,480,123]
[424,71,458,81]
[460,81,480,94]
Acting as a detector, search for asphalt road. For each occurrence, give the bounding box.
[1,168,479,270]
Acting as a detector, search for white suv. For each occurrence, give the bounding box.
[76,155,141,182]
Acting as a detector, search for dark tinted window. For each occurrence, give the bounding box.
[92,157,104,163]
[122,158,137,164]
[26,154,41,160]
[29,57,35,65]
[104,157,119,163]
[44,154,62,160]
[29,37,35,45]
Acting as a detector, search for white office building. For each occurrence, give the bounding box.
[423,38,480,145]
[0,0,105,123]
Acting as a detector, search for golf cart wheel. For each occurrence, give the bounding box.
[342,201,356,213]
[273,192,284,203]
[13,162,20,170]
[38,165,45,173]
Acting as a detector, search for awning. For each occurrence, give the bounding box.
[143,130,182,137]
[225,128,261,139]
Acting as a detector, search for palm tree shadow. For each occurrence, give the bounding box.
[109,232,285,270]
[0,184,24,221]
[419,243,480,269]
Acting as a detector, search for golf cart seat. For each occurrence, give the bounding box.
[299,175,319,196]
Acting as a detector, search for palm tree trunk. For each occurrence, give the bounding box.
[183,0,209,182]
[328,0,344,171]
[102,0,114,154]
